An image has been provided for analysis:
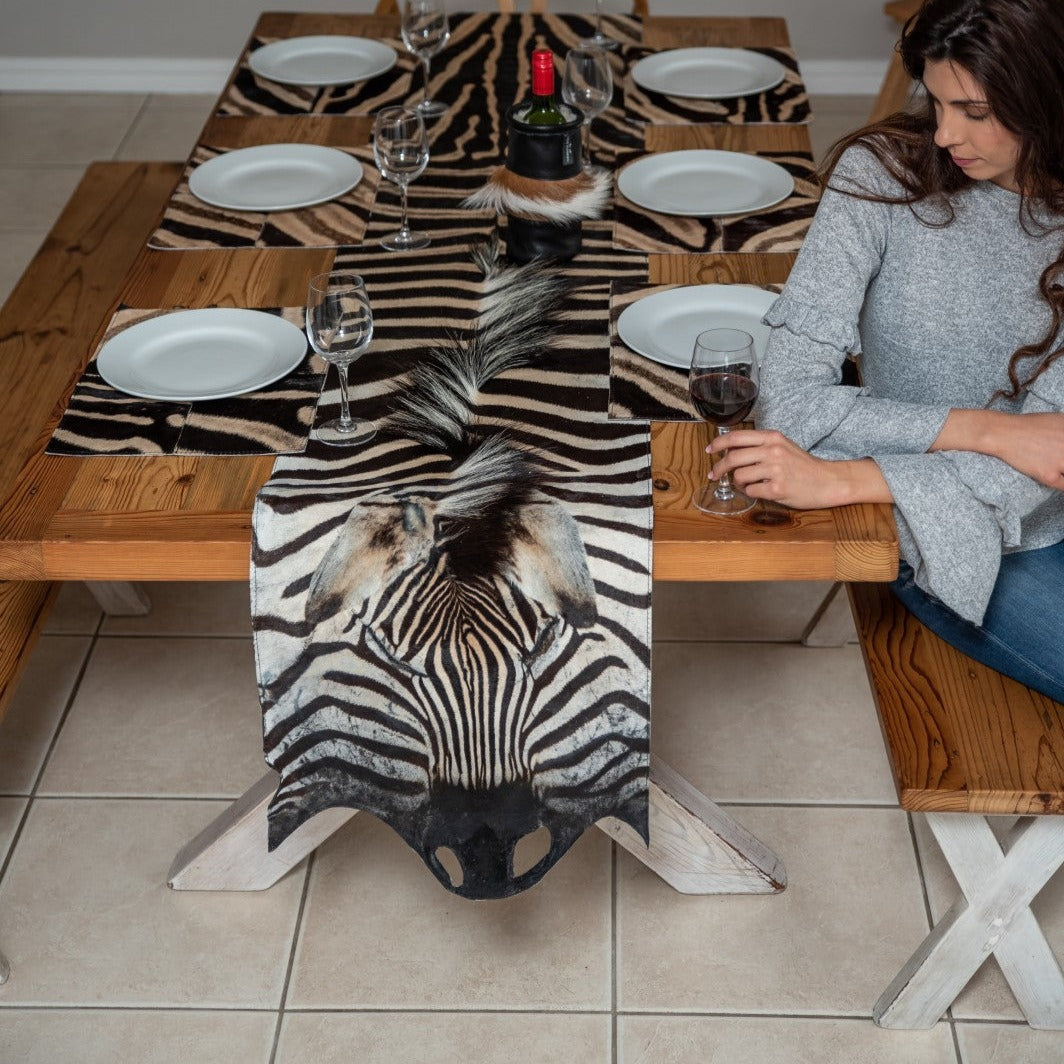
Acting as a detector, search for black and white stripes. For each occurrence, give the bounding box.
[251,242,652,898]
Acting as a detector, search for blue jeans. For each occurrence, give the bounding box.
[889,539,1064,705]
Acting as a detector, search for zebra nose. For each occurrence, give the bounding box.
[417,781,576,899]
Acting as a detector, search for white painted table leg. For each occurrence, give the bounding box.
[84,581,152,616]
[598,755,786,894]
[168,771,359,891]
[171,758,787,896]
[874,814,1064,1029]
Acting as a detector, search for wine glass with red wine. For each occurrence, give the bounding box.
[689,328,760,516]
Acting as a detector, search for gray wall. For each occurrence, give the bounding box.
[2,1,896,62]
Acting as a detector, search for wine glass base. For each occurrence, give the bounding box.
[315,418,377,448]
[414,98,448,117]
[692,487,756,516]
[579,33,619,51]
[380,230,432,252]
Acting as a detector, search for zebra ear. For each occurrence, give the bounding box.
[306,497,435,625]
[507,497,597,628]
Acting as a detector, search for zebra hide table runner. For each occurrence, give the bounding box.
[251,244,652,899]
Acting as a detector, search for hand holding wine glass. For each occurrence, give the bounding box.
[689,328,760,515]
[401,0,451,117]
[306,272,376,447]
[373,106,431,252]
[562,47,613,171]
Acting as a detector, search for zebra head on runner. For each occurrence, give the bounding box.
[258,246,649,898]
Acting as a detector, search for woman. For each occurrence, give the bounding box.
[713,0,1064,701]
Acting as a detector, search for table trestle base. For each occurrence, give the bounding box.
[84,582,152,617]
[599,756,785,894]
[800,581,856,647]
[874,813,1064,1029]
[169,758,787,896]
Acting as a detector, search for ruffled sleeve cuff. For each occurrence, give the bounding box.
[763,292,860,354]
[942,450,1054,548]
[875,453,1003,624]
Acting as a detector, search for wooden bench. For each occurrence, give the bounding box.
[848,581,1064,1028]
[0,161,178,730]
[0,161,179,984]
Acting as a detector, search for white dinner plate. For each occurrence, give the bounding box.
[617,285,778,369]
[189,144,364,212]
[249,35,397,87]
[96,309,308,402]
[630,47,786,100]
[617,149,794,217]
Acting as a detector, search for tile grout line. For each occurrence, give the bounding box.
[0,1001,1032,1023]
[611,840,618,1064]
[110,94,152,161]
[0,618,104,889]
[267,852,316,1064]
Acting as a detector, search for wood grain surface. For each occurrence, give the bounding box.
[0,13,898,585]
[0,162,181,720]
[849,582,1064,814]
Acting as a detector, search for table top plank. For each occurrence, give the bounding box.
[0,15,897,585]
[122,246,336,311]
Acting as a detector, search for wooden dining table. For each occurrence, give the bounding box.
[0,10,898,896]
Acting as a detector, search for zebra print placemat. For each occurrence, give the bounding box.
[46,306,326,457]
[607,281,783,421]
[612,148,818,254]
[217,12,644,119]
[622,46,811,126]
[147,145,378,251]
[252,240,652,899]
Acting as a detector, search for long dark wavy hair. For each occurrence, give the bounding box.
[822,0,1064,398]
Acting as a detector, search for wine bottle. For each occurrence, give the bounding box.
[523,49,567,125]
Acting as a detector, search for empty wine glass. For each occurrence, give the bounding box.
[305,272,376,447]
[373,106,431,252]
[689,328,760,516]
[561,48,613,171]
[580,0,619,52]
[401,0,451,117]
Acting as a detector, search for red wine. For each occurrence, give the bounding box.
[690,370,758,426]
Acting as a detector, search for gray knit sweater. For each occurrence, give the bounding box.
[758,145,1064,623]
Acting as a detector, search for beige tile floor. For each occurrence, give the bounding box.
[1,91,1063,1064]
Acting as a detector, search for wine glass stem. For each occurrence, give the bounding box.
[595,0,604,37]
[713,426,736,501]
[421,57,431,108]
[336,362,353,429]
[582,120,591,169]
[398,181,411,237]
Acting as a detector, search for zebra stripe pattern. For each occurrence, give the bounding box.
[622,46,812,127]
[47,307,326,456]
[613,150,819,254]
[252,241,652,898]
[149,146,379,251]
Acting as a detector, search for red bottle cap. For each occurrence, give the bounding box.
[531,49,555,96]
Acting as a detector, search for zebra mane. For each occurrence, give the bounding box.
[434,433,542,520]
[384,237,568,454]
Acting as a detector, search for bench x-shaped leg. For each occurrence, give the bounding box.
[875,813,1064,1029]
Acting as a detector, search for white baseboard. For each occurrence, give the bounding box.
[0,55,889,96]
[801,59,888,97]
[0,58,231,94]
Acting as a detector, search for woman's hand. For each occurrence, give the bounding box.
[707,429,893,509]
